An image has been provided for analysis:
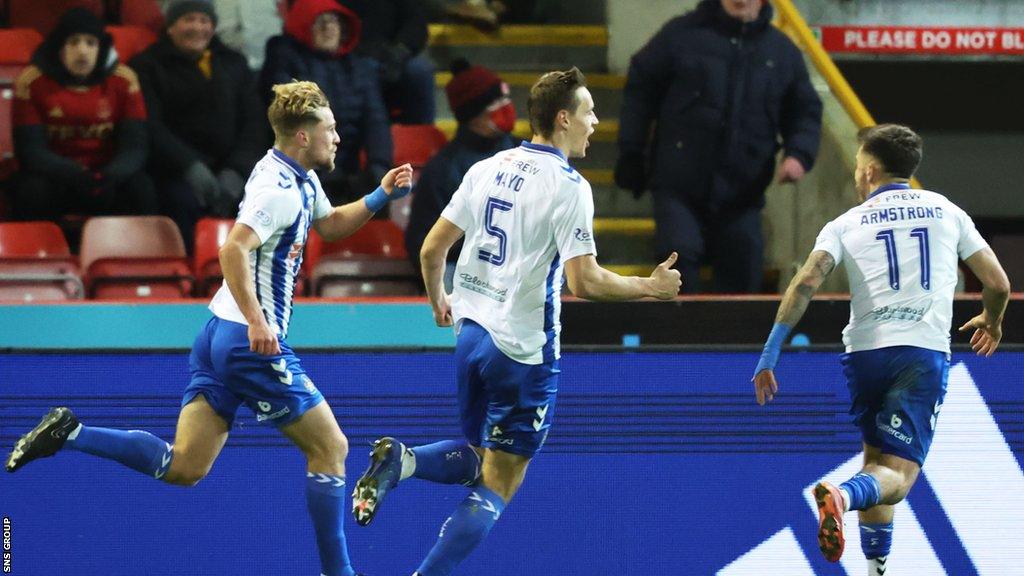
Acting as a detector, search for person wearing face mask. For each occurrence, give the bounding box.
[129,0,267,251]
[261,0,392,208]
[404,58,516,290]
[11,7,158,222]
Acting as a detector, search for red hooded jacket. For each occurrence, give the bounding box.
[284,0,361,56]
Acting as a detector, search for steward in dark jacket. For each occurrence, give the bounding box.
[261,0,393,204]
[615,0,822,293]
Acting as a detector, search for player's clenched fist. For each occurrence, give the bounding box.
[649,252,682,299]
[382,163,414,197]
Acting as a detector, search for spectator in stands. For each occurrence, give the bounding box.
[130,0,266,249]
[340,0,435,124]
[213,0,284,70]
[262,0,392,205]
[11,7,157,221]
[405,58,516,289]
[9,0,165,37]
[615,0,822,293]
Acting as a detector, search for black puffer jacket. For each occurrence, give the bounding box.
[129,35,266,177]
[618,0,822,213]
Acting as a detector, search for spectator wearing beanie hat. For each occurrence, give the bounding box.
[129,0,267,251]
[11,7,158,221]
[405,58,517,289]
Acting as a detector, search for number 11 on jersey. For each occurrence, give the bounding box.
[876,227,931,291]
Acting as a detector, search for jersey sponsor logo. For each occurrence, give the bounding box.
[720,364,1024,574]
[458,273,508,302]
[48,106,63,118]
[253,210,272,227]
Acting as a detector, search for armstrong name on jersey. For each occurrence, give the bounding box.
[208,149,333,337]
[442,141,597,365]
[813,183,988,354]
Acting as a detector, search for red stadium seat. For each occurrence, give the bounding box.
[391,124,448,170]
[0,28,43,75]
[0,221,84,301]
[303,220,407,274]
[106,25,157,63]
[80,216,194,299]
[194,217,234,296]
[312,257,420,297]
[0,29,42,179]
[0,85,15,180]
[389,125,447,230]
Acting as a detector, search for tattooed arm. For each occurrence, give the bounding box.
[775,250,837,326]
[753,250,836,405]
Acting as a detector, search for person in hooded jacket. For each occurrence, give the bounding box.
[405,58,516,290]
[615,0,822,293]
[261,0,392,206]
[129,0,267,250]
[11,7,157,221]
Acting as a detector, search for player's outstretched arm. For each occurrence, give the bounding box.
[960,247,1011,357]
[753,250,835,405]
[220,223,280,356]
[313,164,414,241]
[421,217,465,327]
[563,252,681,302]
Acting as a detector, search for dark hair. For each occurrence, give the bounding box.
[527,67,587,139]
[857,124,923,178]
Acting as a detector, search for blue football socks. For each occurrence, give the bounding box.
[66,425,174,479]
[860,521,894,559]
[840,472,882,511]
[410,441,481,485]
[417,485,507,576]
[305,472,355,576]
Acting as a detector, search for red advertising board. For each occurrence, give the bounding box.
[818,26,1024,55]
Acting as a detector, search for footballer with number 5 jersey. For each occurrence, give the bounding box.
[350,67,681,576]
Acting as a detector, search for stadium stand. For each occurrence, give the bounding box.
[80,215,194,299]
[0,221,83,301]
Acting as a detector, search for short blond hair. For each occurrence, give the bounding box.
[267,80,330,139]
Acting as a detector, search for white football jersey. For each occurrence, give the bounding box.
[813,183,988,353]
[209,149,332,337]
[442,141,597,364]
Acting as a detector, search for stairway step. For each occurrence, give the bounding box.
[427,24,608,72]
[428,24,607,47]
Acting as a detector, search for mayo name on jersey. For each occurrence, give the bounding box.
[442,141,597,365]
[813,184,988,353]
[209,149,333,336]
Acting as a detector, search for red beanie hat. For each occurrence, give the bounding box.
[445,58,505,122]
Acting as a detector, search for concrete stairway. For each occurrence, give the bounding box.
[426,22,655,271]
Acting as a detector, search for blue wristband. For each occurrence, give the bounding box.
[754,322,792,377]
[363,185,389,213]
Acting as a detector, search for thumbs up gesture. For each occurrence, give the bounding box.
[649,252,682,299]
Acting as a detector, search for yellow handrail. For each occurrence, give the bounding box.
[770,0,922,188]
[770,0,874,128]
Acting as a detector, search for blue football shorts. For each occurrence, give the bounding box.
[455,319,560,458]
[183,316,324,428]
[841,345,950,466]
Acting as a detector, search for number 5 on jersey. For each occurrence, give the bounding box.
[478,197,514,266]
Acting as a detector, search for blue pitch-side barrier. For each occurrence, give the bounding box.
[1,351,1022,576]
